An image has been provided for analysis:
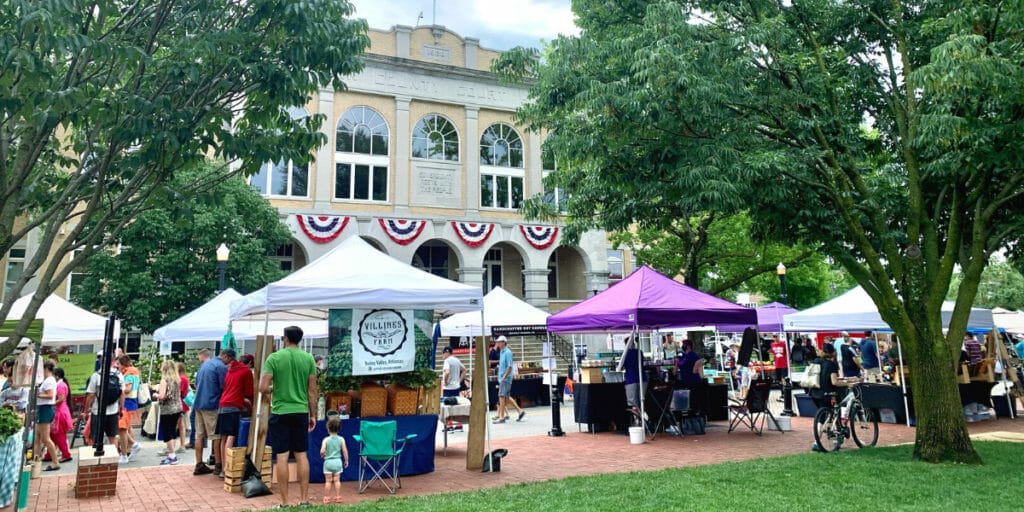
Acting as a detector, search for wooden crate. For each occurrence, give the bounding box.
[360,383,388,417]
[419,379,441,415]
[580,367,604,384]
[326,392,353,414]
[387,384,419,416]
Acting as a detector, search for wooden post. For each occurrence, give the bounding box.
[248,335,273,471]
[466,336,488,470]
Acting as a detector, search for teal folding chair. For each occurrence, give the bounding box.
[353,420,417,494]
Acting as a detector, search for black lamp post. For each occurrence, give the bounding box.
[777,262,795,417]
[215,243,230,356]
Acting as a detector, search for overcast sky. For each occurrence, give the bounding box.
[348,0,578,50]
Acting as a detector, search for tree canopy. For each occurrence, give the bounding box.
[500,0,1024,463]
[73,163,290,333]
[0,0,368,358]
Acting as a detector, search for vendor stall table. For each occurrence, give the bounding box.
[440,398,471,456]
[237,415,437,483]
[574,382,728,432]
[488,375,552,408]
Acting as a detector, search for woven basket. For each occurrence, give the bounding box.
[325,392,353,415]
[387,384,419,416]
[420,380,441,415]
[359,383,388,418]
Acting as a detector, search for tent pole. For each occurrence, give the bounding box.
[896,336,910,427]
[992,325,1015,419]
[636,325,645,440]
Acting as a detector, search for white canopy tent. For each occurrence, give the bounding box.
[993,307,1024,334]
[153,288,327,343]
[438,286,549,337]
[228,235,489,468]
[7,293,119,344]
[782,286,995,331]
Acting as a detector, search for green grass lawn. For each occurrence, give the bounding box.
[301,442,1023,511]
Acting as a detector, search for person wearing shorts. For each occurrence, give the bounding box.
[82,362,124,451]
[192,348,226,475]
[215,349,253,477]
[260,326,318,508]
[493,336,524,423]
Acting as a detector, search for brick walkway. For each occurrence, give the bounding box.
[24,416,1024,511]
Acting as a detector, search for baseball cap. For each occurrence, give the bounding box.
[242,354,255,365]
[496,335,508,342]
[221,348,237,359]
[840,331,849,336]
[442,347,453,354]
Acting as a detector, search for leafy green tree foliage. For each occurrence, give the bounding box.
[0,0,368,358]
[610,213,849,308]
[500,0,1024,462]
[948,261,1024,311]
[73,164,290,333]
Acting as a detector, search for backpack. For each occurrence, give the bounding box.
[102,372,122,406]
[802,361,822,389]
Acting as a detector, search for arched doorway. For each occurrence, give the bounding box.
[548,246,587,300]
[482,241,527,298]
[360,236,388,254]
[412,239,461,281]
[272,239,308,272]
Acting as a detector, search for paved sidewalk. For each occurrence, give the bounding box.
[23,407,1024,512]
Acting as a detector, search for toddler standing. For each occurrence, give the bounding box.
[320,416,349,503]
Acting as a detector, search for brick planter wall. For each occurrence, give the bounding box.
[75,445,119,498]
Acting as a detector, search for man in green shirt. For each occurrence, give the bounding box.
[259,325,318,507]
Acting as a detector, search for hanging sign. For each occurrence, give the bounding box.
[379,218,427,245]
[490,325,549,337]
[452,221,494,247]
[519,225,559,249]
[296,214,350,244]
[327,308,434,376]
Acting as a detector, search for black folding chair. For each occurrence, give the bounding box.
[728,380,781,435]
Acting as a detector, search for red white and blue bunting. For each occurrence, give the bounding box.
[519,225,559,250]
[378,218,427,246]
[296,214,349,244]
[451,222,495,248]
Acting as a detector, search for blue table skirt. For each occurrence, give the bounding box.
[237,415,437,483]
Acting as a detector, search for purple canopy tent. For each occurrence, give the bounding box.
[717,302,798,333]
[547,266,757,437]
[547,266,757,333]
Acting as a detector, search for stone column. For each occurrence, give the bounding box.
[394,96,411,214]
[457,266,486,292]
[395,25,412,59]
[526,131,543,198]
[522,268,551,310]
[463,106,480,214]
[314,86,335,209]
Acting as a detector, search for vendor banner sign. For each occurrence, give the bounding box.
[328,309,434,376]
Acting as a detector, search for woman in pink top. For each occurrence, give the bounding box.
[177,362,190,453]
[48,367,74,462]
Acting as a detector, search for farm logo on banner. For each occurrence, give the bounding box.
[379,218,426,245]
[296,214,349,244]
[452,221,494,247]
[519,225,559,249]
[327,309,435,376]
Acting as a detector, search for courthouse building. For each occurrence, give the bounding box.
[245,25,610,310]
[0,25,612,312]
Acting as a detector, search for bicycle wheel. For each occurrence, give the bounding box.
[813,407,842,452]
[851,405,879,448]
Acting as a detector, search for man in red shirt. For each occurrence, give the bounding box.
[770,334,789,384]
[215,349,254,477]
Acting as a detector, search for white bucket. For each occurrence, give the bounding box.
[769,415,792,432]
[628,426,645,444]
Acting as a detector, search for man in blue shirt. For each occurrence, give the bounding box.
[192,348,226,476]
[859,330,880,377]
[1014,334,1024,361]
[493,336,525,423]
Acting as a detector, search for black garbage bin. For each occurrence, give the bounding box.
[482,448,509,473]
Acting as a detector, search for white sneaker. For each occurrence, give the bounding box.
[130,444,141,456]
[118,454,129,464]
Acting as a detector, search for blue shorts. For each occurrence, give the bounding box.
[268,413,309,456]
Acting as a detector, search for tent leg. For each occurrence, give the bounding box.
[896,337,911,427]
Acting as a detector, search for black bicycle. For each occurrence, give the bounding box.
[813,382,879,451]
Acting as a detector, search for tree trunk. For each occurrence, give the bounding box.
[907,332,981,464]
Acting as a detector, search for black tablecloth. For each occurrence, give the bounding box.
[856,382,996,424]
[573,383,630,432]
[488,377,547,408]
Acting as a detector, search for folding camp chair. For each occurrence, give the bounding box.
[353,420,417,494]
[727,380,781,435]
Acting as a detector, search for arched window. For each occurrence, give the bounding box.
[411,114,459,161]
[250,107,312,198]
[479,123,525,209]
[541,139,567,213]
[335,106,389,202]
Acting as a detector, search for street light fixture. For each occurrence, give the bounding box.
[216,243,230,292]
[776,262,787,305]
